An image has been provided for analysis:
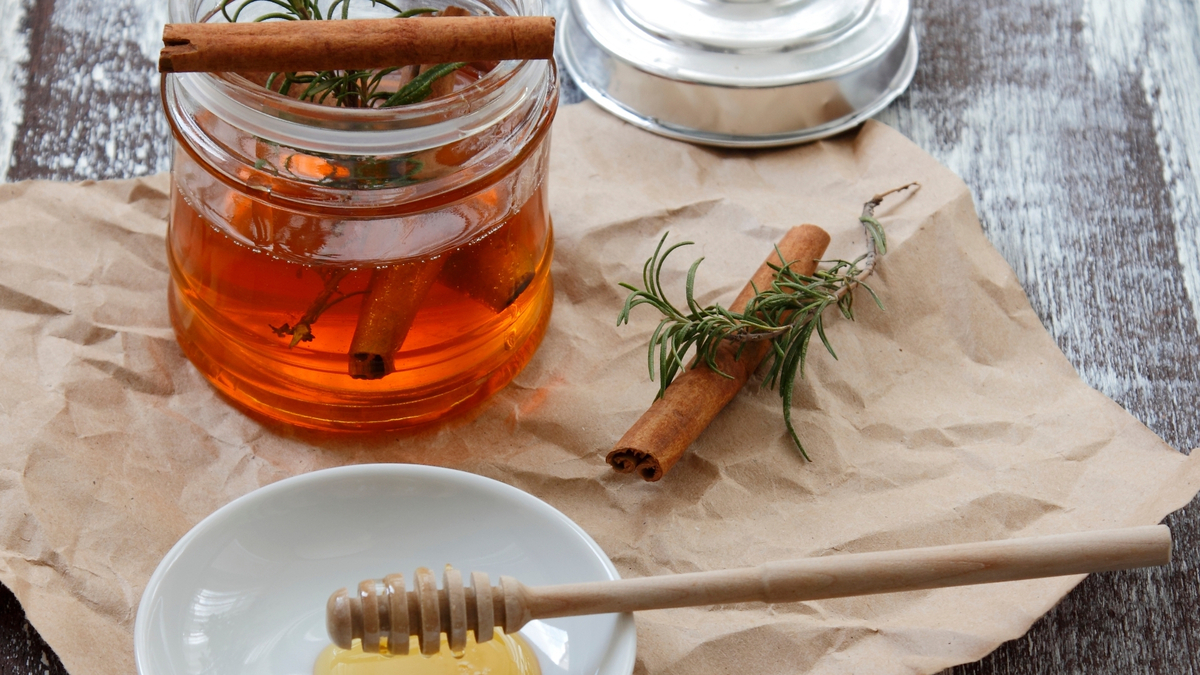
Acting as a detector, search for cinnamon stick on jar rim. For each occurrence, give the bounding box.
[608,225,832,482]
[421,6,472,98]
[159,15,555,74]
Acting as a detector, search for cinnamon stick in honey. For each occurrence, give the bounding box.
[159,16,555,74]
[349,259,446,380]
[608,225,832,481]
[439,192,545,312]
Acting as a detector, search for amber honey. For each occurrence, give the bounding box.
[162,10,558,430]
[167,176,552,429]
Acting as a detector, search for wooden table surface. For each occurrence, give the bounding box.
[2,0,1198,673]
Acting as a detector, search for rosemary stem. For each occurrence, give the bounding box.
[720,183,919,345]
[841,182,921,302]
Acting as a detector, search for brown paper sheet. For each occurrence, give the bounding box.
[1,103,1198,675]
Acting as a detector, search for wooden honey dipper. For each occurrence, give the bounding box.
[327,525,1171,656]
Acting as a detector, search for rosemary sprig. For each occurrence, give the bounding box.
[214,0,465,108]
[617,184,919,459]
[270,267,364,346]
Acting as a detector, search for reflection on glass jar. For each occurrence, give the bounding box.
[163,0,558,430]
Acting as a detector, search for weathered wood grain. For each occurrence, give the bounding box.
[5,0,170,180]
[876,1,1200,673]
[0,0,1198,673]
[0,0,33,182]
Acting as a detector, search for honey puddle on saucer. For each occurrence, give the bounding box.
[315,631,540,675]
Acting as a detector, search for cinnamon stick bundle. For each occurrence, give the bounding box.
[159,16,555,74]
[608,225,831,481]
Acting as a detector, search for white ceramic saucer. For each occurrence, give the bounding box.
[135,465,636,675]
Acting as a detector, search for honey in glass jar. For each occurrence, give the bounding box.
[162,0,558,430]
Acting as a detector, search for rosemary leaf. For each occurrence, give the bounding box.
[215,0,467,109]
[382,62,467,107]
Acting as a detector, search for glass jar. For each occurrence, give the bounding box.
[163,0,558,430]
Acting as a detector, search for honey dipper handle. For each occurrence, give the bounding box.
[519,526,1171,624]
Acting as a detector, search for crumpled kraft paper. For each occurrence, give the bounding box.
[1,103,1198,675]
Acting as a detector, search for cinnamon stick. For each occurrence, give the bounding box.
[348,259,445,380]
[608,225,832,481]
[348,194,538,381]
[344,7,480,382]
[421,7,471,99]
[439,192,545,312]
[160,16,555,74]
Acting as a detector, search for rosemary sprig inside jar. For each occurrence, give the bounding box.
[212,0,468,108]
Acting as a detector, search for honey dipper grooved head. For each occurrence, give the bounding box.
[326,588,353,650]
[328,567,528,655]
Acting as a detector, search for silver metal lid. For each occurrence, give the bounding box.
[560,0,918,147]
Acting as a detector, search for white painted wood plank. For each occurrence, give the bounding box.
[1078,0,1200,359]
[1138,1,1200,344]
[51,0,167,62]
[8,0,171,180]
[0,0,33,182]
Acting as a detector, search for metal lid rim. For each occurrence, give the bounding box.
[562,28,919,148]
[568,0,911,87]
